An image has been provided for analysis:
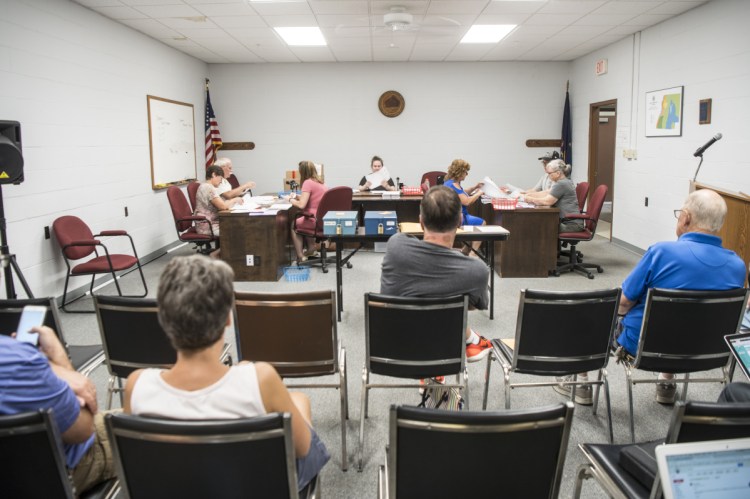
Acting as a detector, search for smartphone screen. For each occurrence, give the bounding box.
[15,305,48,346]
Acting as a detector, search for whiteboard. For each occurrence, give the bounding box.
[147,95,198,189]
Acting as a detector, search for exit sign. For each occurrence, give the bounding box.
[595,59,608,76]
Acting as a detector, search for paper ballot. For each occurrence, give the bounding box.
[481,177,506,199]
[365,166,392,189]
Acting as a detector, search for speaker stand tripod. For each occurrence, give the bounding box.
[0,185,34,299]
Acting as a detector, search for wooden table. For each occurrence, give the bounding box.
[328,226,509,321]
[474,202,560,278]
[351,193,422,224]
[219,210,292,281]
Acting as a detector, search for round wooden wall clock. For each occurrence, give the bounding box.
[378,91,405,118]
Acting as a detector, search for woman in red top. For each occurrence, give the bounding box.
[289,160,328,263]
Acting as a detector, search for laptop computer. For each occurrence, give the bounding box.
[655,437,750,499]
[725,332,750,379]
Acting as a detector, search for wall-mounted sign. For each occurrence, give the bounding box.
[595,59,608,76]
[378,91,405,118]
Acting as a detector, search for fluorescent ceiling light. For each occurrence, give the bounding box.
[460,25,516,44]
[274,27,327,46]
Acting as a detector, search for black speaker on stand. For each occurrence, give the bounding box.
[0,120,34,299]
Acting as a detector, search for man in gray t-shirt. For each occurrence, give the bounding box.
[380,186,493,362]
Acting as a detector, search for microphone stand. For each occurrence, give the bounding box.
[0,185,34,298]
[692,155,704,182]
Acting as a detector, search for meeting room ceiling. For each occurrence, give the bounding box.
[73,0,711,63]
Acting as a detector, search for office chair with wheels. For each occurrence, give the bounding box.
[52,215,148,313]
[166,185,217,255]
[292,186,353,273]
[554,184,608,279]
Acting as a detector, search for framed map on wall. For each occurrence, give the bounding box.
[645,86,684,137]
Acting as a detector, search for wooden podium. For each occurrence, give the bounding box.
[693,182,750,269]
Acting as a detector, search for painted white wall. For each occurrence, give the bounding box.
[1,0,207,298]
[570,0,750,251]
[208,62,569,193]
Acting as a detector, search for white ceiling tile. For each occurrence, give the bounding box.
[592,1,660,16]
[173,27,227,38]
[410,44,455,61]
[648,1,706,16]
[538,1,607,15]
[88,6,148,19]
[525,13,587,25]
[316,14,371,28]
[558,24,614,37]
[75,0,123,6]
[322,26,373,38]
[427,1,489,15]
[211,16,269,29]
[309,1,370,16]
[444,43,495,62]
[190,3,259,17]
[158,16,219,29]
[249,1,314,16]
[119,18,182,38]
[263,14,319,27]
[575,13,640,26]
[473,13,533,24]
[624,13,674,25]
[131,5,205,18]
[605,24,648,36]
[289,46,337,62]
[482,1,546,15]
[370,1,429,15]
[249,44,300,62]
[120,0,182,6]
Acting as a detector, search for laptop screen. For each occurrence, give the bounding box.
[656,438,750,499]
[725,332,750,379]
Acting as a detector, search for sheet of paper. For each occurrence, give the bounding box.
[230,201,261,212]
[476,225,509,234]
[505,183,523,193]
[399,222,422,233]
[270,203,292,210]
[365,166,391,188]
[481,176,505,198]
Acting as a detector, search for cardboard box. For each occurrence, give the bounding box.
[364,211,398,235]
[283,163,324,190]
[323,210,358,235]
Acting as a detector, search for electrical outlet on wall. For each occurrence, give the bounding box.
[246,255,254,266]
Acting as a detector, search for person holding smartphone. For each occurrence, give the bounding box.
[0,325,115,493]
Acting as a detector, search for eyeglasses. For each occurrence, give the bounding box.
[673,209,684,219]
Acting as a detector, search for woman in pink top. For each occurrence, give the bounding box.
[288,160,327,263]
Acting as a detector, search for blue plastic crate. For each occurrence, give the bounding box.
[284,266,310,282]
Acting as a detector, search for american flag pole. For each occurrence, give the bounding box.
[204,79,222,169]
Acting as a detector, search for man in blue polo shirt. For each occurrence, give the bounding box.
[616,189,746,404]
[0,326,114,493]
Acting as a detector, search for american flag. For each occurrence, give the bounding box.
[204,88,222,168]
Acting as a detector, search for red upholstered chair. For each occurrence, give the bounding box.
[420,171,446,189]
[166,186,217,255]
[186,181,200,212]
[292,186,353,273]
[52,216,147,313]
[554,184,608,279]
[227,173,240,190]
[575,181,590,213]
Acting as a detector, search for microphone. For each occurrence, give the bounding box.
[693,133,722,157]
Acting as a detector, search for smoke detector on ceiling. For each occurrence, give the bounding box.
[384,6,414,31]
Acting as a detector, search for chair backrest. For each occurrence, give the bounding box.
[187,181,201,212]
[0,410,75,499]
[388,402,574,498]
[166,186,193,233]
[106,412,299,499]
[667,400,750,444]
[635,288,749,373]
[365,293,467,379]
[52,215,96,260]
[0,296,63,339]
[420,171,447,187]
[227,173,240,190]
[94,295,177,378]
[313,186,353,235]
[582,184,607,232]
[234,290,337,377]
[512,288,621,375]
[575,181,589,212]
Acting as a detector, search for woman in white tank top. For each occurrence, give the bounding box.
[122,256,329,490]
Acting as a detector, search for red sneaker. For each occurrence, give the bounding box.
[466,336,493,363]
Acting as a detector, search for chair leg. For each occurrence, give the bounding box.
[357,366,369,472]
[60,273,73,312]
[106,376,116,410]
[603,374,614,444]
[679,373,690,402]
[625,367,636,443]
[339,348,348,471]
[462,368,469,410]
[503,366,511,409]
[482,352,492,410]
[573,464,592,499]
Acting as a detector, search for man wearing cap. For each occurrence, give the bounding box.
[522,151,561,194]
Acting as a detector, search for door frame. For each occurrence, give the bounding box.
[587,99,617,241]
